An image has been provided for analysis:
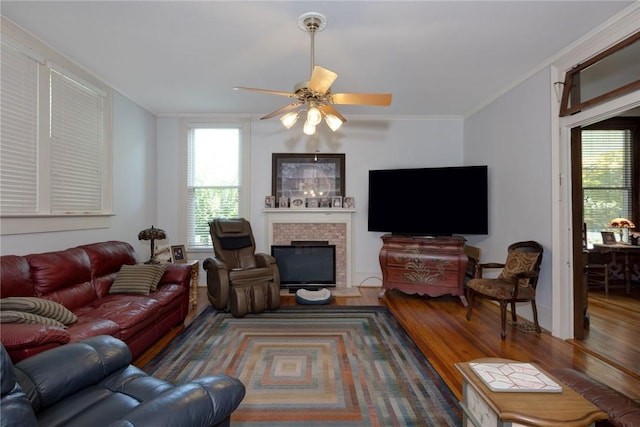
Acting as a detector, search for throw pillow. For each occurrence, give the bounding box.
[0,297,77,325]
[149,264,167,292]
[109,264,166,295]
[0,310,66,328]
[498,251,540,285]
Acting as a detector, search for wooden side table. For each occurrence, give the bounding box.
[455,358,607,427]
[182,260,199,307]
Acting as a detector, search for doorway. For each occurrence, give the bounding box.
[569,115,640,378]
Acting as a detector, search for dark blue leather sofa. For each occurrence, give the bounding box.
[0,335,245,427]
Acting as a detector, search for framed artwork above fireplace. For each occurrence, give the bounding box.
[272,153,345,207]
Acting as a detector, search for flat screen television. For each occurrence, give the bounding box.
[271,245,336,287]
[368,165,488,236]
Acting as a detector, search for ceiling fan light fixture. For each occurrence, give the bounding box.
[307,105,322,126]
[303,120,316,135]
[235,11,391,137]
[280,111,299,129]
[324,113,343,132]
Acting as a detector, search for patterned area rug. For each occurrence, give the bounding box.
[144,306,461,426]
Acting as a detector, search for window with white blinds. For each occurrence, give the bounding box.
[0,41,38,214]
[49,69,104,213]
[0,28,110,229]
[582,128,634,243]
[186,124,245,250]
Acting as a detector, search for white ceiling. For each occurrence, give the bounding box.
[1,1,634,118]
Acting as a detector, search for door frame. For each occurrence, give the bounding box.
[549,5,639,340]
[551,90,640,339]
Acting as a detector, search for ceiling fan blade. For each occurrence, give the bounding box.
[260,101,304,120]
[233,87,295,98]
[308,66,338,94]
[319,104,347,123]
[331,93,392,106]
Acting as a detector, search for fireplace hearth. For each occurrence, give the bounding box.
[263,209,355,288]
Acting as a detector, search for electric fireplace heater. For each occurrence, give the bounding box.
[271,244,336,290]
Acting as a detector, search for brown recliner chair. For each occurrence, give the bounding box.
[203,218,280,317]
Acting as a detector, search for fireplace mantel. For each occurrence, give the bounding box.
[263,208,355,288]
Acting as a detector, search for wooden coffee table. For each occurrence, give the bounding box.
[455,358,607,427]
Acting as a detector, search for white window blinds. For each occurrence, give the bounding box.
[0,42,39,214]
[0,37,107,217]
[50,69,104,213]
[582,129,633,236]
[186,126,241,249]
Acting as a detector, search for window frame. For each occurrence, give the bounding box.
[0,18,113,235]
[579,117,639,247]
[559,31,640,117]
[180,118,250,252]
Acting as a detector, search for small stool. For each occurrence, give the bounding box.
[295,288,332,305]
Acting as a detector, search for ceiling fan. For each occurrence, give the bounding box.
[233,12,392,135]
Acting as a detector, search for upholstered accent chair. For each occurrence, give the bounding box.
[466,241,543,339]
[203,218,280,317]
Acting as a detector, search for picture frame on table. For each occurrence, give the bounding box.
[278,196,289,208]
[307,198,319,208]
[272,153,345,202]
[171,245,187,263]
[601,231,616,244]
[319,197,332,208]
[332,196,342,208]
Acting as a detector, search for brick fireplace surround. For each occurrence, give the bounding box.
[263,209,355,288]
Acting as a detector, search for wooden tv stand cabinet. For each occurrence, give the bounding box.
[378,234,468,305]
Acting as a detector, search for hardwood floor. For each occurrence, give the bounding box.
[569,286,640,380]
[135,285,640,403]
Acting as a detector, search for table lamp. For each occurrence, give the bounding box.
[608,218,635,243]
[138,225,167,264]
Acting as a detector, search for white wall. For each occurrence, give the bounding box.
[463,68,554,329]
[157,115,464,286]
[0,92,158,258]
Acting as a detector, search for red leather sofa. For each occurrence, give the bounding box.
[0,241,192,362]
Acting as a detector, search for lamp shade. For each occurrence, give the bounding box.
[280,111,299,129]
[138,225,167,264]
[138,226,167,240]
[609,218,635,228]
[324,113,344,131]
[307,105,322,126]
[303,120,316,135]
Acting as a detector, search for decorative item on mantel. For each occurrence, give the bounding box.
[138,225,167,264]
[609,217,636,244]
